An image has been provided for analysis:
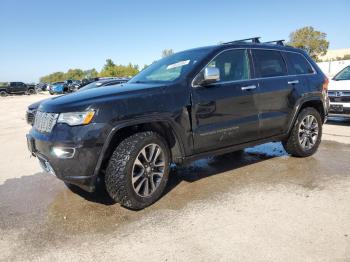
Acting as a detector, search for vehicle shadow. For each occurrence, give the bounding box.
[64,180,115,205]
[66,143,286,206]
[163,143,286,197]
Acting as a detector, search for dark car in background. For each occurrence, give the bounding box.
[0,82,36,96]
[78,78,129,91]
[36,83,48,92]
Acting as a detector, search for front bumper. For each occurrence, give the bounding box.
[26,109,36,125]
[26,123,106,192]
[329,102,350,116]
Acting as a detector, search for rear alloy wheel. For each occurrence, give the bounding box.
[0,91,7,97]
[283,107,322,157]
[105,131,170,210]
[298,115,319,150]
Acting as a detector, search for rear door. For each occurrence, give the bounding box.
[252,49,294,138]
[284,51,316,93]
[191,48,260,153]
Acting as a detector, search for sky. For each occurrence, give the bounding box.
[0,0,349,82]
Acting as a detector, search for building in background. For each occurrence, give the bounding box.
[319,48,350,61]
[317,48,350,77]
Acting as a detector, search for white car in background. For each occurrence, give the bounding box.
[328,65,350,116]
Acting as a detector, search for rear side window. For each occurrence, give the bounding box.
[285,52,314,75]
[253,50,287,78]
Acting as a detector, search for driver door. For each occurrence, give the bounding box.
[191,49,260,153]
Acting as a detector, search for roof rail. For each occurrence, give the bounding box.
[222,37,261,45]
[264,40,285,46]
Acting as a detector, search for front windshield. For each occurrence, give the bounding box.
[334,66,350,81]
[78,81,104,91]
[130,48,212,84]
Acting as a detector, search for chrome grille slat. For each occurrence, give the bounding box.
[328,91,350,97]
[33,111,58,133]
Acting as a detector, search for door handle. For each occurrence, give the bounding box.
[288,80,299,85]
[241,85,256,91]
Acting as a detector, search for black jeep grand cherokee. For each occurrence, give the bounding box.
[26,38,329,209]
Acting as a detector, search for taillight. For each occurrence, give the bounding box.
[323,77,329,92]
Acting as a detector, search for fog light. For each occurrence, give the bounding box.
[52,147,75,159]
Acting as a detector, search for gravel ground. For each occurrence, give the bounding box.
[0,94,349,262]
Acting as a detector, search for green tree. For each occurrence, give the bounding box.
[65,69,84,80]
[83,68,98,79]
[99,59,140,77]
[40,71,65,83]
[288,26,329,61]
[161,49,174,58]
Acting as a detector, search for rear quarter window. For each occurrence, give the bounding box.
[253,50,287,78]
[285,52,314,75]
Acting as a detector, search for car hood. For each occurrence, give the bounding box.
[328,79,350,91]
[39,82,166,113]
[28,97,54,110]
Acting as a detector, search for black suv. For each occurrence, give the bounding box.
[26,38,329,209]
[0,82,36,96]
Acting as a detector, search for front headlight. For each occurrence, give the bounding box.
[57,110,95,126]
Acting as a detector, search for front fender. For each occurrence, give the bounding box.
[92,116,187,177]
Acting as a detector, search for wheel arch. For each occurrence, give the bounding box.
[287,97,326,134]
[93,119,185,178]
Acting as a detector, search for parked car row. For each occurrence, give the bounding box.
[26,77,130,125]
[46,77,129,95]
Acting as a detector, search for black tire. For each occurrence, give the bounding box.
[105,131,170,210]
[28,89,35,95]
[282,107,322,157]
[0,91,7,97]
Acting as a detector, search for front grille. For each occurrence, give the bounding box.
[26,110,36,125]
[329,97,350,102]
[328,91,350,103]
[33,111,59,133]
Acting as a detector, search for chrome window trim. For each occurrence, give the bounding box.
[191,47,317,88]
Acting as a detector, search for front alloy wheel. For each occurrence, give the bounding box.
[132,143,166,197]
[105,131,170,210]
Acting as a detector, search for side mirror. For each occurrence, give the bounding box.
[201,67,220,86]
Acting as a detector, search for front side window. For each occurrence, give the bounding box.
[333,66,350,81]
[130,48,212,84]
[253,50,287,78]
[286,52,314,75]
[206,49,251,82]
